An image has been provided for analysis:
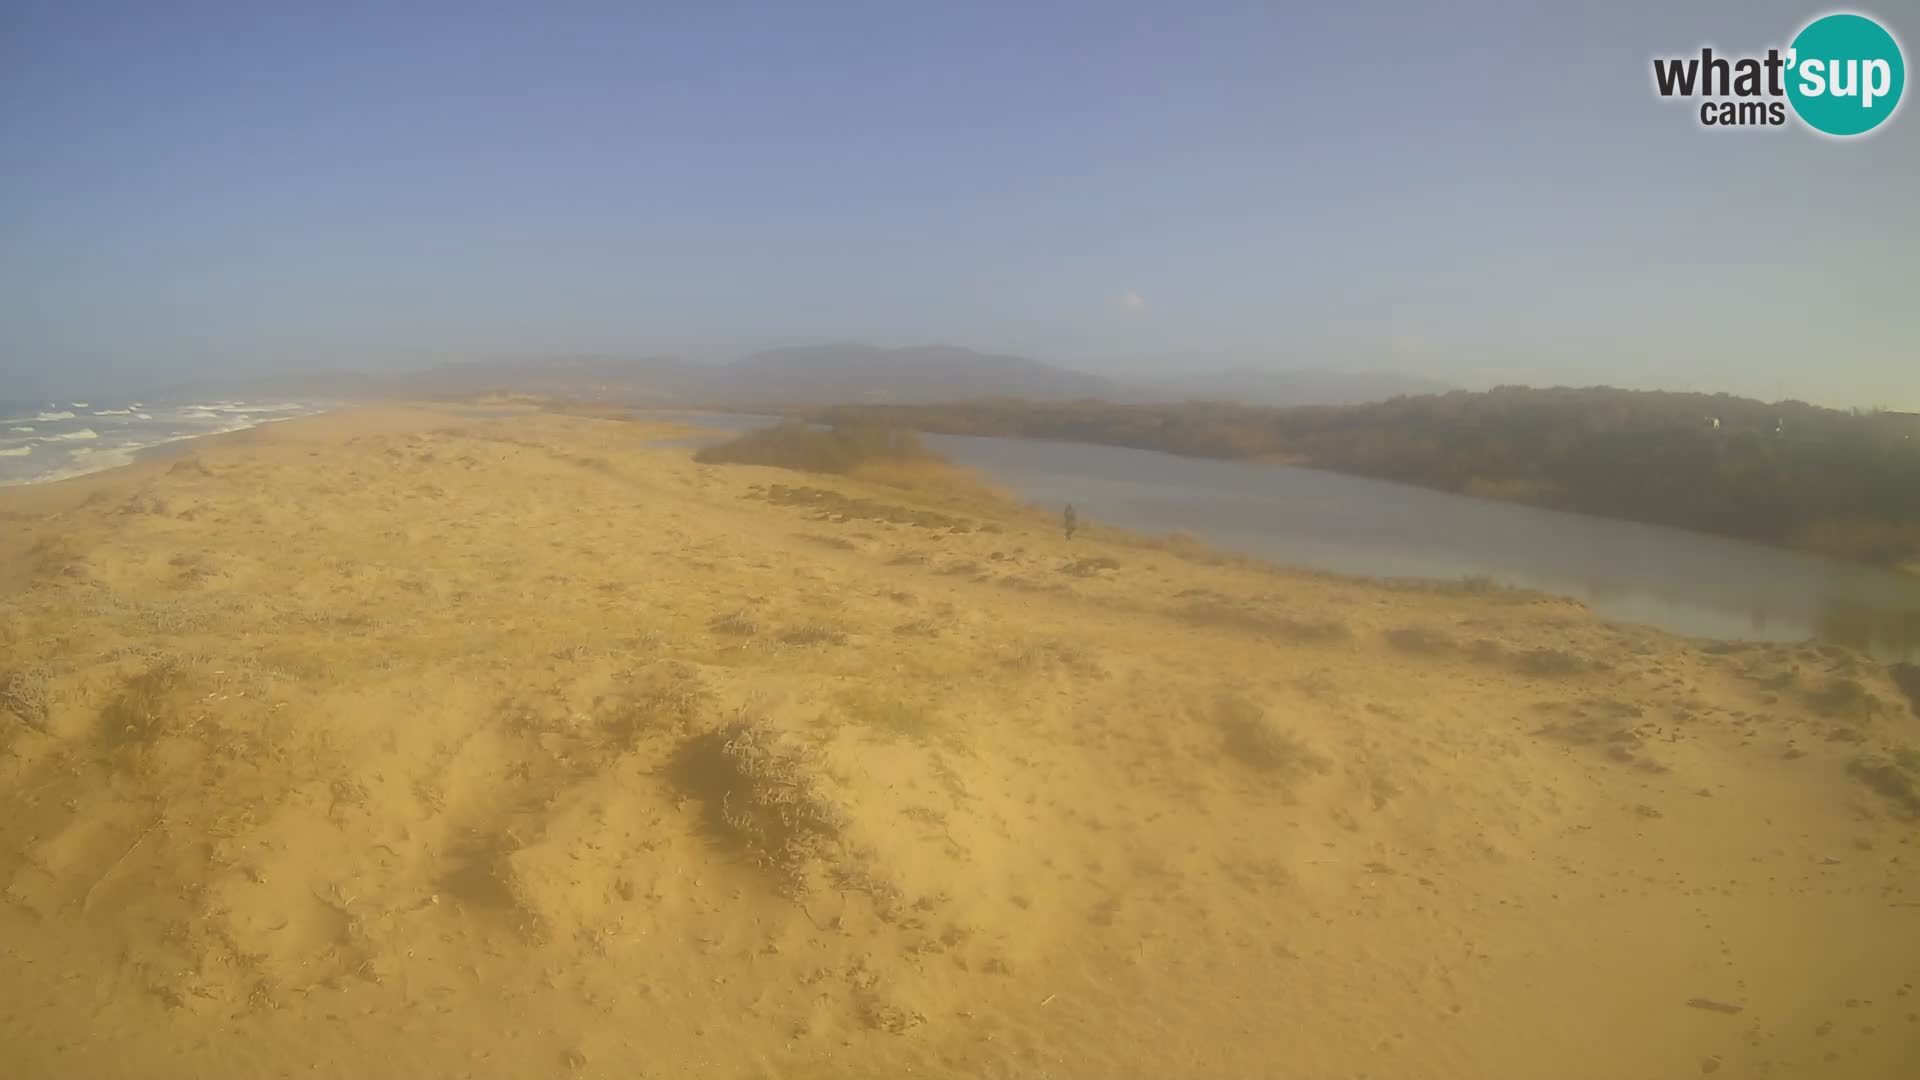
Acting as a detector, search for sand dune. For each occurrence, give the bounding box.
[1,405,1917,1079]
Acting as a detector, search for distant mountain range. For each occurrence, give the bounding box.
[142,344,1451,408]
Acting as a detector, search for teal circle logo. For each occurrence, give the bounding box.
[1786,13,1905,136]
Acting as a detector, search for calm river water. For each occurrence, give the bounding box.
[647,411,1920,661]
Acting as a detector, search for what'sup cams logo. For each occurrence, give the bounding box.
[1653,11,1905,136]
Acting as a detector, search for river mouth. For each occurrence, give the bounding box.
[642,410,1920,662]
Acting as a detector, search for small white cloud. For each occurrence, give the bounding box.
[1117,289,1147,313]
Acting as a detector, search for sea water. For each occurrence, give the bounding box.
[0,398,332,486]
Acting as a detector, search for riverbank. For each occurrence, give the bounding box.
[3,405,1918,1079]
[815,391,1920,572]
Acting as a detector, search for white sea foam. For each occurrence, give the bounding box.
[204,402,303,414]
[92,408,132,416]
[9,426,33,433]
[4,401,329,486]
[22,446,143,484]
[71,402,89,408]
[33,411,77,421]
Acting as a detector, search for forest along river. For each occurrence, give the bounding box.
[648,412,1920,662]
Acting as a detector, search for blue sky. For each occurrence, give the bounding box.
[1,1,1914,406]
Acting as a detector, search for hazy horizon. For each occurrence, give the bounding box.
[3,2,1915,409]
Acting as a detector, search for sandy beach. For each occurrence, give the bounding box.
[3,404,1917,1079]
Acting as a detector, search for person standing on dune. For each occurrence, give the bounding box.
[1064,503,1078,541]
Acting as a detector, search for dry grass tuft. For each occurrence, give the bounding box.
[842,693,939,742]
[1889,663,1920,718]
[996,575,1065,595]
[1384,625,1457,655]
[601,665,710,751]
[1373,574,1536,602]
[1001,639,1102,678]
[1061,556,1120,577]
[672,719,848,893]
[1468,639,1596,678]
[754,484,972,531]
[101,659,196,748]
[1530,700,1666,772]
[778,622,848,647]
[1847,751,1920,818]
[710,609,759,637]
[1214,695,1330,777]
[2,665,53,729]
[1806,676,1878,720]
[1512,647,1593,678]
[1175,599,1349,644]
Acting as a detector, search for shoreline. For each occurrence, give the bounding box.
[0,405,488,583]
[0,400,542,499]
[803,403,1920,576]
[0,409,334,492]
[665,410,1920,657]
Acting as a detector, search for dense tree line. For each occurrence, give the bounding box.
[819,388,1920,567]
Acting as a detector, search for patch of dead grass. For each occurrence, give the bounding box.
[1175,599,1349,644]
[671,719,848,894]
[1847,751,1920,818]
[1384,625,1457,655]
[1,664,52,729]
[710,609,759,636]
[1061,556,1120,577]
[1214,694,1330,778]
[778,622,848,647]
